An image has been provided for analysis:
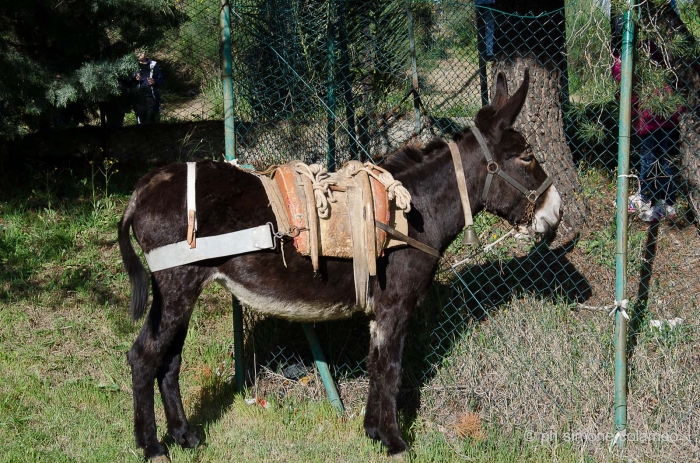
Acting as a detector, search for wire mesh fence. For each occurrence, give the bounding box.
[17,0,699,460]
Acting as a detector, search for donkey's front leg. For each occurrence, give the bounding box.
[364,304,412,454]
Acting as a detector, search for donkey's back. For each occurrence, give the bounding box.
[118,160,360,322]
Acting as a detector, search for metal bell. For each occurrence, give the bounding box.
[463,226,480,246]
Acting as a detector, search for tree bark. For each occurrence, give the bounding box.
[491,1,588,237]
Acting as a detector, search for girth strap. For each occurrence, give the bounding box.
[374,220,440,258]
[145,225,276,272]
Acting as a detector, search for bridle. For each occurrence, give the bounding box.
[470,127,553,206]
[448,127,553,246]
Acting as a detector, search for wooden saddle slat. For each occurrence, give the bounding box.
[269,160,408,261]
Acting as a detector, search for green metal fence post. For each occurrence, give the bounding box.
[221,1,342,408]
[220,0,245,392]
[406,0,421,135]
[612,3,635,451]
[302,323,345,413]
[476,4,489,107]
[337,0,358,161]
[220,0,236,162]
[326,1,337,172]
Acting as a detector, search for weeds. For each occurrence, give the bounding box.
[82,151,119,222]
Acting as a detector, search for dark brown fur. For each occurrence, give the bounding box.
[119,69,555,459]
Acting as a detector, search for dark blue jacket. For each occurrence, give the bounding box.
[133,59,165,106]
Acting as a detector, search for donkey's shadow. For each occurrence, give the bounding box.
[185,237,591,446]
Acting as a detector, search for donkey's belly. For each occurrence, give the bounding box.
[211,271,359,322]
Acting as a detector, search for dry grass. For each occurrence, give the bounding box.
[405,168,700,462]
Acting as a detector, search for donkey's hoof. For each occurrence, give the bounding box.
[175,430,200,449]
[364,426,381,441]
[143,442,168,461]
[386,437,408,456]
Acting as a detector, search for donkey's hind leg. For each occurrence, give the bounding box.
[127,272,201,460]
[157,319,200,449]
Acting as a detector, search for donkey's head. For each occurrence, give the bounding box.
[469,68,561,236]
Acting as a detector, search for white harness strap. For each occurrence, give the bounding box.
[186,162,197,248]
[143,162,277,272]
[144,225,276,272]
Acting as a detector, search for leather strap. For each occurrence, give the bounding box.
[356,169,378,277]
[470,127,497,203]
[186,162,197,248]
[448,142,475,228]
[471,126,492,162]
[350,184,369,307]
[374,220,440,258]
[258,174,292,233]
[301,175,320,272]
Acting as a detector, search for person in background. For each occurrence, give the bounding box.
[612,40,685,223]
[475,0,496,61]
[132,52,164,125]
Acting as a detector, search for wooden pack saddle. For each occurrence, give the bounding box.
[259,160,411,308]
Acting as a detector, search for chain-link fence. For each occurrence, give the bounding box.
[228,2,697,460]
[14,0,699,460]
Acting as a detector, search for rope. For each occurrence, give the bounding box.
[618,173,641,196]
[609,428,626,451]
[293,161,412,218]
[359,163,412,213]
[609,299,630,320]
[448,228,516,270]
[294,163,336,219]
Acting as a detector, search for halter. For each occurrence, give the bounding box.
[470,126,553,205]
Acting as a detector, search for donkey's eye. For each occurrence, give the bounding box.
[519,144,535,163]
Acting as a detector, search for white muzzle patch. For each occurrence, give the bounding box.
[531,186,562,234]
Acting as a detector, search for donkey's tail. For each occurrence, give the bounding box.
[118,191,150,321]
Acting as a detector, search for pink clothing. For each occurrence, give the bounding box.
[612,52,685,136]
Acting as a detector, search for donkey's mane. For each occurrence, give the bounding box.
[381,126,475,177]
[381,138,445,176]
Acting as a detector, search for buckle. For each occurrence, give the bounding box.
[526,190,538,203]
[487,162,499,174]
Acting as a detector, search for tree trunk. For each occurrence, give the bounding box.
[491,1,588,237]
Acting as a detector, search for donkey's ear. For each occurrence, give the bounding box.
[491,72,509,108]
[493,67,529,131]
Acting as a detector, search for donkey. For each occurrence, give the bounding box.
[118,68,561,460]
